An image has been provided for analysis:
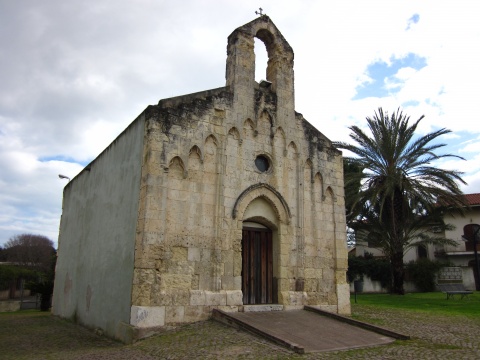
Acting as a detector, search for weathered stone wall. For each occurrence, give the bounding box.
[54,16,350,340]
[130,16,350,328]
[52,117,145,341]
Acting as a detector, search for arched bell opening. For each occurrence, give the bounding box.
[254,37,269,83]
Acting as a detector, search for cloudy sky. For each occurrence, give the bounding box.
[1,0,479,247]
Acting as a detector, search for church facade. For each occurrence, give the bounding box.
[52,16,350,343]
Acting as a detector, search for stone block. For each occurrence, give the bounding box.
[133,268,155,285]
[233,253,242,276]
[130,305,165,328]
[151,288,172,306]
[304,256,314,269]
[141,231,164,245]
[131,284,152,306]
[225,290,243,306]
[233,276,242,290]
[243,304,283,312]
[115,321,136,345]
[279,291,290,305]
[277,278,294,292]
[200,249,211,261]
[199,275,213,291]
[134,258,156,269]
[222,250,234,276]
[163,260,194,275]
[304,268,322,279]
[188,247,201,262]
[327,291,338,304]
[160,274,191,290]
[304,278,318,292]
[205,291,226,306]
[278,266,290,278]
[288,253,297,267]
[279,253,289,266]
[191,274,199,290]
[165,305,185,324]
[221,275,234,290]
[144,219,165,233]
[335,269,347,283]
[145,243,165,258]
[189,290,206,306]
[194,261,210,275]
[211,249,222,263]
[231,235,241,250]
[305,292,327,304]
[317,281,333,295]
[337,283,351,315]
[171,289,190,306]
[216,305,239,313]
[184,306,211,322]
[286,291,307,306]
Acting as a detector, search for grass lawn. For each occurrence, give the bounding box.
[351,291,480,317]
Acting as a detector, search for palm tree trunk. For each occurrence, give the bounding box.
[391,251,405,295]
[389,189,406,295]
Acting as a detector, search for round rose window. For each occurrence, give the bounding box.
[255,155,270,172]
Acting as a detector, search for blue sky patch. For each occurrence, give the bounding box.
[401,100,420,108]
[406,14,420,30]
[353,53,427,100]
[39,155,90,166]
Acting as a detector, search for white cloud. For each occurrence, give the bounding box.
[463,172,480,194]
[1,0,479,245]
[459,142,480,154]
[394,67,418,82]
[442,133,461,140]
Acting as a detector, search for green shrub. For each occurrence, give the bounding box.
[347,255,366,282]
[347,253,391,289]
[406,258,447,292]
[0,265,36,290]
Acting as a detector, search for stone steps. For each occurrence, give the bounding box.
[242,304,283,312]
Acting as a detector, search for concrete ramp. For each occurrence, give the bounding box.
[213,307,407,353]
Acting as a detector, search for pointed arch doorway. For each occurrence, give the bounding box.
[242,223,273,304]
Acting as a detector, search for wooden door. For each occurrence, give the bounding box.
[242,227,273,304]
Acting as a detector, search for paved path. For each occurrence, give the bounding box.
[215,309,395,353]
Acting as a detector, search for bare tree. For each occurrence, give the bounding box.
[4,234,55,272]
[0,246,7,261]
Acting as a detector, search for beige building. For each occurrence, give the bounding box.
[440,193,480,290]
[52,16,350,343]
[353,193,480,291]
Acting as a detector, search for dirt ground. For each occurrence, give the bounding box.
[1,304,479,359]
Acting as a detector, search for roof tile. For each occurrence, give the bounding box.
[464,193,480,206]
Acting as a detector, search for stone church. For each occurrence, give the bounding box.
[52,15,350,343]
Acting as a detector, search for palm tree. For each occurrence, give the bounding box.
[334,108,466,294]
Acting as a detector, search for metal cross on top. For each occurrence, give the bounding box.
[255,7,266,16]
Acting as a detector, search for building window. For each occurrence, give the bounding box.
[418,245,428,259]
[255,155,270,173]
